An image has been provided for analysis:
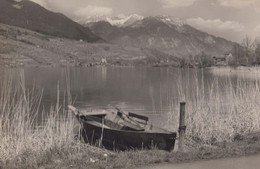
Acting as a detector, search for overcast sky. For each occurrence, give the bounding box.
[30,0,260,42]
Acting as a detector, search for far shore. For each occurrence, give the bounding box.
[3,63,260,69]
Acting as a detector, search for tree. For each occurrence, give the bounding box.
[195,51,214,68]
[241,36,253,52]
[241,36,254,64]
[232,43,243,65]
[232,36,255,66]
[253,37,260,64]
[255,43,260,64]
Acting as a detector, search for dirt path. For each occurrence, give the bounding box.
[139,154,260,169]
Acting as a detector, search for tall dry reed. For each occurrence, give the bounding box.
[167,69,260,146]
[0,69,77,162]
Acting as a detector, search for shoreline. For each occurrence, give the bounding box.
[140,153,260,169]
[2,63,260,69]
[2,131,260,169]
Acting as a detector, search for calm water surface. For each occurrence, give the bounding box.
[3,66,260,128]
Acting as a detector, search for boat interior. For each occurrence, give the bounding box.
[79,110,172,134]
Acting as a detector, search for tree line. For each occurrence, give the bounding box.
[179,36,260,68]
[231,36,260,66]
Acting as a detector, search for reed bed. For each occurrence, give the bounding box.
[2,67,260,169]
[0,69,115,169]
[166,68,260,146]
[0,69,76,163]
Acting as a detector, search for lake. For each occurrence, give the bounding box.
[2,66,260,133]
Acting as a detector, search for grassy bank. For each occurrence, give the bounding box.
[163,68,260,146]
[2,131,260,169]
[1,68,260,169]
[0,69,76,167]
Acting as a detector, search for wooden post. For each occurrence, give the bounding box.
[178,102,186,152]
[99,118,104,147]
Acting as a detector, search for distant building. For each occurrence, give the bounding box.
[101,58,107,64]
[213,56,226,62]
[224,53,233,62]
[159,58,169,63]
[159,59,164,63]
[212,53,233,65]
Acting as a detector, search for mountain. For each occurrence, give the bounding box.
[1,23,176,67]
[86,16,236,57]
[86,21,122,41]
[105,14,144,27]
[0,0,101,42]
[78,14,144,27]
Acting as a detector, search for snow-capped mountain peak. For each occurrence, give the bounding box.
[77,14,187,28]
[106,14,144,27]
[156,16,186,27]
[77,14,144,27]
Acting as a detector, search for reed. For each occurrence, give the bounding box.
[167,68,260,146]
[1,67,260,168]
[0,68,115,169]
[0,69,78,163]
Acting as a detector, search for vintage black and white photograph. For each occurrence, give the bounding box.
[1,0,260,168]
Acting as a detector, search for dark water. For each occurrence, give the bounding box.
[3,66,259,129]
[22,67,200,127]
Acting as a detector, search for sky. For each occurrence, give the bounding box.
[30,0,260,42]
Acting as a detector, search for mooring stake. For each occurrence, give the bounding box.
[178,102,186,152]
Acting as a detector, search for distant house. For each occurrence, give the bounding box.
[101,58,107,64]
[213,53,233,64]
[159,58,169,63]
[159,59,164,63]
[224,53,233,62]
[213,56,226,62]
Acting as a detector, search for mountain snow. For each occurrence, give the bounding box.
[77,14,144,27]
[158,16,185,27]
[106,14,144,27]
[77,14,185,28]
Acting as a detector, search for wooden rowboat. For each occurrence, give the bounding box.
[68,105,176,151]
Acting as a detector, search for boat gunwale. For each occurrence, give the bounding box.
[78,115,176,135]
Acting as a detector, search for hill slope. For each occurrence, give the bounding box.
[0,0,101,42]
[1,23,180,67]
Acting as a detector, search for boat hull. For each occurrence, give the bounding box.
[80,121,176,151]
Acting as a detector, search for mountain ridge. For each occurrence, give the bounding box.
[77,14,144,27]
[0,1,238,67]
[85,16,236,58]
[0,0,102,42]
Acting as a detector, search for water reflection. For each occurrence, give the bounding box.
[1,66,260,128]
